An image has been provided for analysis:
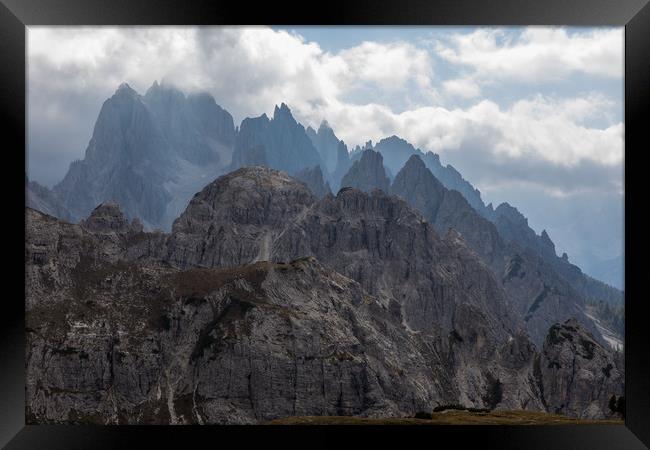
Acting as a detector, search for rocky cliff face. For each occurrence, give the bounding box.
[340,149,390,194]
[26,168,623,423]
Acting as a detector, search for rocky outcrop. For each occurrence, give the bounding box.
[294,165,332,198]
[538,319,624,419]
[340,149,390,194]
[165,167,315,269]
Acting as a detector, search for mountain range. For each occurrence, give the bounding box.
[25,82,625,423]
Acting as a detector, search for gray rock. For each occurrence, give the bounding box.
[25,168,624,423]
[340,149,390,194]
[294,165,332,198]
[538,319,624,418]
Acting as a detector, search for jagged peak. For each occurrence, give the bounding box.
[318,119,332,131]
[273,102,294,121]
[378,135,411,147]
[144,79,186,100]
[359,147,383,162]
[403,153,426,169]
[80,201,137,234]
[115,82,137,96]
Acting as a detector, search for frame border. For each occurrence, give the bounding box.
[2,1,649,448]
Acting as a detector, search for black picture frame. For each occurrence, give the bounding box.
[2,0,649,448]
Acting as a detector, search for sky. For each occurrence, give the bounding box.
[26,26,624,281]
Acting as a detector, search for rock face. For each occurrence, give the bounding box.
[391,155,505,268]
[294,165,332,199]
[340,149,390,194]
[26,168,624,424]
[389,155,604,348]
[51,82,236,231]
[539,319,624,419]
[166,167,315,269]
[230,104,322,175]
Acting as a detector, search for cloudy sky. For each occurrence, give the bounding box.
[27,26,624,279]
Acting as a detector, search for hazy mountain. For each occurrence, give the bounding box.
[230,103,322,175]
[306,120,339,174]
[49,82,236,231]
[374,136,489,216]
[26,174,72,222]
[340,149,390,194]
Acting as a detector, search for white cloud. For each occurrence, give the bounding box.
[442,77,481,98]
[435,27,623,84]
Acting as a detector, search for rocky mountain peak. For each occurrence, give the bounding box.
[232,104,321,175]
[318,119,332,132]
[273,103,295,122]
[115,82,137,97]
[79,201,142,234]
[340,149,390,194]
[403,153,427,171]
[167,166,315,268]
[540,229,555,248]
[495,202,528,226]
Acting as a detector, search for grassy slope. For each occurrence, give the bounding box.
[266,410,624,426]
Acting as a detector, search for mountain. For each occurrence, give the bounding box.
[389,155,605,348]
[373,136,489,216]
[306,120,339,174]
[294,165,332,199]
[332,141,352,192]
[26,83,623,337]
[25,168,624,423]
[230,103,322,175]
[364,137,623,322]
[50,82,236,231]
[340,149,390,194]
[306,121,351,191]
